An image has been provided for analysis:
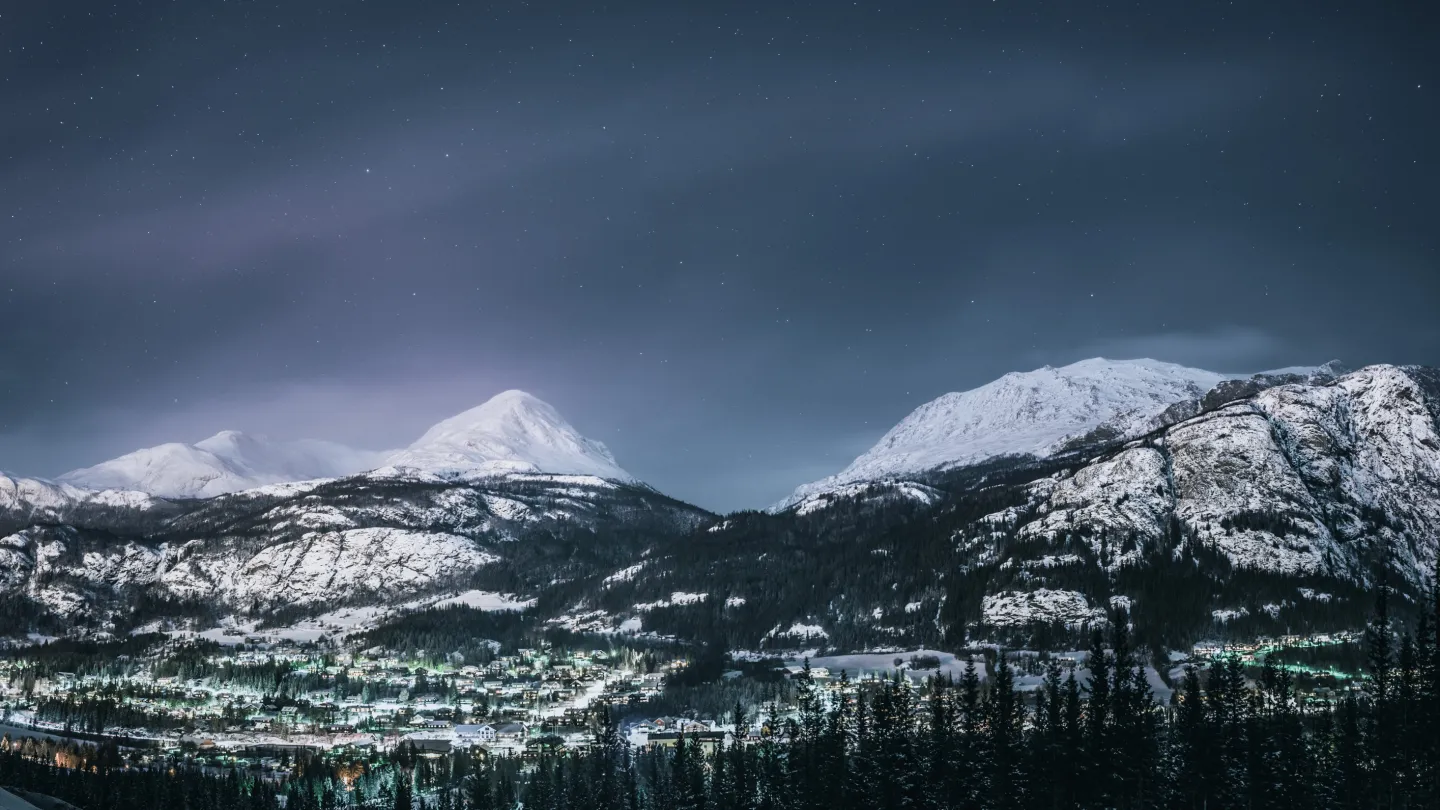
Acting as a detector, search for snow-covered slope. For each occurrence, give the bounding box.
[0,472,158,517]
[384,390,633,481]
[780,358,1227,509]
[60,432,385,500]
[0,470,706,623]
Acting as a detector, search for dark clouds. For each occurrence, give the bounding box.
[1,1,1436,511]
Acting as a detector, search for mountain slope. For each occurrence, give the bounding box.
[1,470,709,632]
[779,358,1228,509]
[384,390,633,481]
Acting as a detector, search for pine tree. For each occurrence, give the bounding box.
[1209,657,1250,810]
[1172,665,1211,810]
[925,675,957,810]
[466,768,494,810]
[1106,610,1157,809]
[1029,659,1069,810]
[1333,693,1368,810]
[1060,666,1082,809]
[955,656,987,808]
[394,770,414,810]
[821,677,852,810]
[591,709,627,810]
[986,652,1024,810]
[1080,630,1111,809]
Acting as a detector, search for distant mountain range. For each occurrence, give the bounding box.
[54,389,631,499]
[58,433,386,500]
[2,358,1436,653]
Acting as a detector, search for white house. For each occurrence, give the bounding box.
[455,724,497,744]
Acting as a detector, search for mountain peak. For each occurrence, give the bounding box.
[777,357,1228,509]
[383,391,632,482]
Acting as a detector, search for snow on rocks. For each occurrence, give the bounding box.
[1165,406,1336,575]
[633,592,707,611]
[984,365,1440,585]
[982,589,1107,628]
[161,528,497,606]
[767,622,830,640]
[604,562,649,586]
[1212,607,1250,623]
[1016,446,1172,561]
[788,480,940,517]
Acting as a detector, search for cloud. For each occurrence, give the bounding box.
[8,48,1278,283]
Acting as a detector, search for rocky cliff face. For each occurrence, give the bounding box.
[994,364,1439,583]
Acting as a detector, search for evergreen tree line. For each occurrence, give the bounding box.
[485,593,1440,810]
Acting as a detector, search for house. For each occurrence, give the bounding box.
[455,724,498,744]
[527,735,566,755]
[494,722,528,741]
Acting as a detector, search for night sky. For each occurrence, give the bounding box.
[2,1,1436,512]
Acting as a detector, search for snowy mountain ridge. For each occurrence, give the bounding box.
[59,433,386,500]
[56,389,631,499]
[3,360,1439,649]
[0,472,159,517]
[778,358,1231,509]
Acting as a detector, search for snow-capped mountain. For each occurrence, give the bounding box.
[6,362,1439,651]
[56,390,632,499]
[383,390,633,482]
[1,390,659,629]
[59,432,386,500]
[779,358,1229,509]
